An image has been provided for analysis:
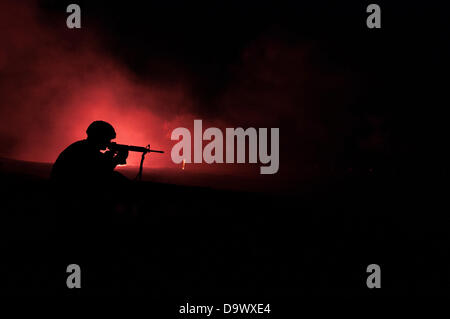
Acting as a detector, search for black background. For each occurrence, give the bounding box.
[1,0,450,297]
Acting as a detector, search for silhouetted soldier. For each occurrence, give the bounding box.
[51,120,128,185]
[50,119,131,236]
[49,121,132,294]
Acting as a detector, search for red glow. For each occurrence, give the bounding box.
[0,0,349,187]
[0,0,195,169]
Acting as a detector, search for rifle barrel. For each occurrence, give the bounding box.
[109,142,164,153]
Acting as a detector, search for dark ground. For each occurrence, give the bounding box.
[1,158,449,297]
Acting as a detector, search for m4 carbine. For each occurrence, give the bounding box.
[108,142,164,181]
[108,142,164,154]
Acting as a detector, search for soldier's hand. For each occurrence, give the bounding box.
[115,149,129,165]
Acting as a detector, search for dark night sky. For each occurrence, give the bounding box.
[1,0,449,182]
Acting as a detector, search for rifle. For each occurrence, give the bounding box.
[108,142,164,181]
[108,142,164,154]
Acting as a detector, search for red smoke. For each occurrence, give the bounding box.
[0,0,194,168]
[0,0,356,187]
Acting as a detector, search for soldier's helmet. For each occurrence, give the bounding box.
[86,121,116,140]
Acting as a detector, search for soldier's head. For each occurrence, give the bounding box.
[86,121,116,148]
